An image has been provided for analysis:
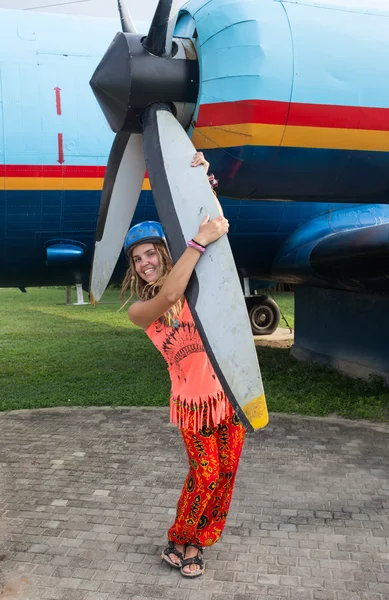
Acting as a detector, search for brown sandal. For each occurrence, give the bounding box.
[161,541,184,568]
[180,544,205,578]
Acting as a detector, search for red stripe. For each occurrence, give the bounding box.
[0,165,107,177]
[0,165,151,179]
[288,102,389,131]
[196,100,289,128]
[196,99,389,131]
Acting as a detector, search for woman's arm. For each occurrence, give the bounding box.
[191,152,224,216]
[128,214,229,330]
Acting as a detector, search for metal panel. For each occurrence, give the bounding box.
[37,53,113,166]
[276,0,389,17]
[282,1,389,108]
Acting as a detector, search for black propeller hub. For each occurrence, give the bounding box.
[90,32,199,134]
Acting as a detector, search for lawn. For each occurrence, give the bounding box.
[1,287,388,421]
[266,292,295,330]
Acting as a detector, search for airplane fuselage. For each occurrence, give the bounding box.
[1,3,389,293]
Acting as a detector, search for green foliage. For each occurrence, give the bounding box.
[1,288,388,421]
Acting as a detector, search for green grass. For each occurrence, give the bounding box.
[1,287,388,421]
[266,292,295,329]
[259,346,388,421]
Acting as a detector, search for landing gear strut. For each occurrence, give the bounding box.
[65,284,89,306]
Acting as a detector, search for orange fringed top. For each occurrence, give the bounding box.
[146,301,234,432]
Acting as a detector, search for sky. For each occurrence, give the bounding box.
[0,0,187,21]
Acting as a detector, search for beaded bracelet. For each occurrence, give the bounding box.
[187,240,206,254]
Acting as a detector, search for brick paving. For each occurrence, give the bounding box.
[0,407,388,600]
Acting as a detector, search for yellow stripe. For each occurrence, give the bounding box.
[192,123,284,150]
[283,126,389,151]
[242,393,268,430]
[1,177,104,191]
[192,123,389,152]
[1,177,152,191]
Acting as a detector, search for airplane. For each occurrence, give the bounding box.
[1,0,389,381]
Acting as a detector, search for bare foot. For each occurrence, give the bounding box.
[169,543,184,566]
[182,545,203,575]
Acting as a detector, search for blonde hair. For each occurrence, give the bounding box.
[120,241,183,325]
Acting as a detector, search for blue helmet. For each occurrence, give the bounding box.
[124,221,166,254]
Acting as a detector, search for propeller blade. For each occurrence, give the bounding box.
[89,132,146,304]
[117,0,137,34]
[141,103,267,432]
[142,0,181,57]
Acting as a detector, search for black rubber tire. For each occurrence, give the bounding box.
[248,297,281,336]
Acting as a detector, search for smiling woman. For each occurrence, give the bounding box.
[115,152,249,578]
[132,243,162,282]
[120,221,184,328]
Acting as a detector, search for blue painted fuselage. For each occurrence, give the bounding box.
[1,4,389,293]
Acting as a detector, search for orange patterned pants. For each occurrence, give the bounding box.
[168,413,246,548]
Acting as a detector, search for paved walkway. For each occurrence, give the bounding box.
[0,407,388,600]
[254,328,294,348]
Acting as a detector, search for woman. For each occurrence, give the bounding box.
[122,152,246,578]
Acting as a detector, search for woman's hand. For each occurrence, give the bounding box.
[193,214,229,247]
[191,151,209,174]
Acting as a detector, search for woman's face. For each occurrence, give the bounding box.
[132,243,162,283]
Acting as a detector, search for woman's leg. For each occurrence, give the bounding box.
[168,422,221,547]
[193,413,246,548]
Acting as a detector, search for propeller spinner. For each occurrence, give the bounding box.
[89,0,199,303]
